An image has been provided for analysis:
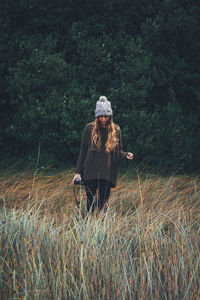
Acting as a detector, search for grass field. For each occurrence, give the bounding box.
[0,168,199,299]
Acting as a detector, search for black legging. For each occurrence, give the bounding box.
[84,179,112,213]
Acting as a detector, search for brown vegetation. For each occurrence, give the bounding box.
[0,169,199,299]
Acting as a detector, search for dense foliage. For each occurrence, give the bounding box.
[0,0,200,170]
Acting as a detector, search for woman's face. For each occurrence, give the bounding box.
[98,115,110,127]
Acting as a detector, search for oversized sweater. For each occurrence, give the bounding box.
[76,122,128,187]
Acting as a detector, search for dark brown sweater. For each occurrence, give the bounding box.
[76,122,128,187]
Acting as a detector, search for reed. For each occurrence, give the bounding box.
[0,170,199,299]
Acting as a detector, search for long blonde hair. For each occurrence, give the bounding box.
[91,118,119,152]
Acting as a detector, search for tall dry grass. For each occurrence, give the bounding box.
[0,169,199,299]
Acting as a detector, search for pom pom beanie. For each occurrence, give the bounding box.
[95,96,113,117]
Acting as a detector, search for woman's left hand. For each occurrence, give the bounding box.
[126,152,134,160]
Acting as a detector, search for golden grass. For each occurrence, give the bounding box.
[0,169,199,299]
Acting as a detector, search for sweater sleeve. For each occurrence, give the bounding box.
[75,125,89,174]
[118,128,128,159]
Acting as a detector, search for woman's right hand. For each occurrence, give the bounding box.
[72,173,81,185]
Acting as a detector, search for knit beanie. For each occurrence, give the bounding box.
[95,96,113,117]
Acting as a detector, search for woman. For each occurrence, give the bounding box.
[73,96,133,213]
